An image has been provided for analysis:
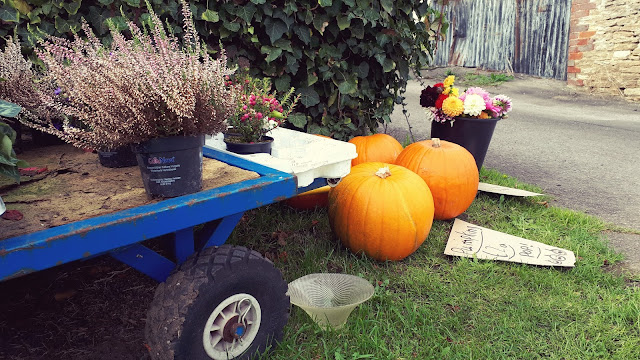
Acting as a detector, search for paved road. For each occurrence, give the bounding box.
[385,68,640,272]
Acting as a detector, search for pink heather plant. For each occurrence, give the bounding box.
[20,0,236,151]
[226,71,300,143]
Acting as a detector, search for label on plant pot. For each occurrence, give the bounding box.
[444,219,575,267]
[478,182,543,197]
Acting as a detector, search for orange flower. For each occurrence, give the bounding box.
[478,111,490,119]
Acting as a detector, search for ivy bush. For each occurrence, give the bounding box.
[0,0,447,139]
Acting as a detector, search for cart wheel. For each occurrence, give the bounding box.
[145,245,289,360]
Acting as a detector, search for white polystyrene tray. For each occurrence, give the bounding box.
[204,127,357,188]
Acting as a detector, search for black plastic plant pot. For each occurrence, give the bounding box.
[430,117,500,171]
[223,135,274,155]
[98,146,138,168]
[131,135,204,199]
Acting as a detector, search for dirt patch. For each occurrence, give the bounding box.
[0,255,155,360]
[1,144,259,240]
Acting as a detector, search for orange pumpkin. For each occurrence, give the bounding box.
[328,162,435,261]
[395,138,478,220]
[283,185,330,210]
[348,134,403,167]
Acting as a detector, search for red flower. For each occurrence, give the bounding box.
[435,94,448,109]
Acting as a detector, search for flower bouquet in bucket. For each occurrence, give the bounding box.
[21,0,237,198]
[421,75,513,170]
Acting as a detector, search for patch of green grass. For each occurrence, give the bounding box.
[461,73,514,87]
[227,169,640,360]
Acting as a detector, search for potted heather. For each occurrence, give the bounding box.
[223,72,299,155]
[421,75,513,170]
[21,0,236,198]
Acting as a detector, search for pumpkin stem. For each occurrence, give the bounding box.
[432,138,441,148]
[375,166,392,179]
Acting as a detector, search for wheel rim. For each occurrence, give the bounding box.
[202,293,262,359]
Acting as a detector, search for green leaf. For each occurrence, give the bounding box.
[319,0,332,7]
[264,18,288,43]
[313,14,329,34]
[298,87,320,107]
[86,6,110,35]
[0,135,13,160]
[337,16,351,31]
[380,0,393,14]
[350,20,364,39]
[265,48,282,63]
[273,38,292,53]
[375,54,396,72]
[288,113,307,129]
[0,164,21,183]
[124,0,141,6]
[223,21,241,32]
[307,73,318,87]
[236,3,256,23]
[327,91,337,107]
[275,75,291,92]
[293,25,311,45]
[338,78,357,95]
[0,100,21,118]
[11,0,31,15]
[61,0,82,15]
[250,0,266,3]
[98,0,114,4]
[0,6,19,23]
[201,9,219,23]
[356,62,370,78]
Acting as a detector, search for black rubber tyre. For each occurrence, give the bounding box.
[145,245,290,360]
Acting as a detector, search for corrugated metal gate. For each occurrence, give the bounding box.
[432,0,572,80]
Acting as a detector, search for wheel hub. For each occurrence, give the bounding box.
[222,315,246,342]
[202,293,262,359]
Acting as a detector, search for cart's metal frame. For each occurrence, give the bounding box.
[0,147,325,282]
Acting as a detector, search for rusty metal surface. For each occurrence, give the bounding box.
[433,0,571,80]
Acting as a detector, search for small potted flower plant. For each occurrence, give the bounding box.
[420,75,513,170]
[223,72,300,155]
[20,0,236,198]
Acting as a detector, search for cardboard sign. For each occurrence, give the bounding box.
[478,182,543,197]
[444,219,575,267]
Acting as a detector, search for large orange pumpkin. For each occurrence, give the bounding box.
[395,138,478,220]
[328,162,435,261]
[283,185,330,210]
[348,134,403,167]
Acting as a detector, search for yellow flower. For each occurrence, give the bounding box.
[442,96,464,117]
[443,75,455,88]
[442,87,451,95]
[450,87,459,97]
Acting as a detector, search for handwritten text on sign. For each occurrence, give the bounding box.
[444,219,575,267]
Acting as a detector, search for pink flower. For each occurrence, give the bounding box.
[460,87,491,103]
[242,105,247,110]
[256,112,263,119]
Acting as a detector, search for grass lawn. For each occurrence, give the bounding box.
[227,168,640,360]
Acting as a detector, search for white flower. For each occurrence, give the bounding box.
[463,94,486,116]
[263,119,278,130]
[425,107,436,122]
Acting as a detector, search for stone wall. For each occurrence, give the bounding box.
[568,0,640,101]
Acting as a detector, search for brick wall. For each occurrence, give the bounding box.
[568,0,640,101]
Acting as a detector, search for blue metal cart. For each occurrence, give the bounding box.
[0,146,330,360]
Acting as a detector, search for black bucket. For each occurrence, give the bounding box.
[224,135,273,155]
[430,117,500,171]
[131,135,204,199]
[98,146,138,168]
